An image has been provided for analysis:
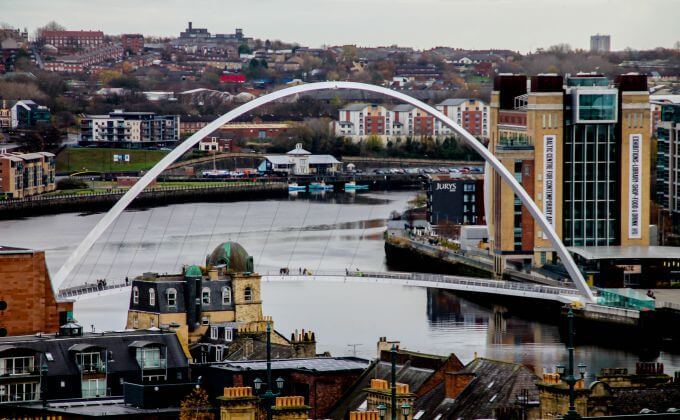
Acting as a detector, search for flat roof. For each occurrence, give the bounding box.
[214,357,370,372]
[568,246,680,260]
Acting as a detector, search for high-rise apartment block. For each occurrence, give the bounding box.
[80,110,179,147]
[590,34,611,53]
[487,73,650,273]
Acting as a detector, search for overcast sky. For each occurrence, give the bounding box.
[3,0,678,52]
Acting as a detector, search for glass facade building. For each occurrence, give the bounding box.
[563,123,619,246]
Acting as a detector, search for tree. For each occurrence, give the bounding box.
[238,43,252,55]
[34,21,65,40]
[179,388,214,420]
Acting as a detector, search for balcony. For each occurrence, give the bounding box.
[78,363,106,374]
[497,135,533,150]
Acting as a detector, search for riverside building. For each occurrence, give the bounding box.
[79,110,179,148]
[655,102,680,237]
[487,73,651,278]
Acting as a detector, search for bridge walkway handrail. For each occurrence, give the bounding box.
[58,269,583,299]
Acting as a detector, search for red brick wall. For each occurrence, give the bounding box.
[364,116,385,135]
[0,251,72,336]
[462,110,482,135]
[413,116,434,136]
[289,371,363,418]
[444,372,475,399]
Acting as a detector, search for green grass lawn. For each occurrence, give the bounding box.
[56,147,169,174]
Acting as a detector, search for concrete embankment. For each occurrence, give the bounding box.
[0,182,287,219]
[384,237,494,278]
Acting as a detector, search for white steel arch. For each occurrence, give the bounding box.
[52,81,596,302]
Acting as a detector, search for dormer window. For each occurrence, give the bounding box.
[244,286,252,302]
[149,289,155,307]
[202,287,211,304]
[167,288,177,307]
[221,287,231,305]
[133,286,139,304]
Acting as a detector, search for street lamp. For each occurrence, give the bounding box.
[401,402,411,420]
[390,344,397,420]
[377,403,387,420]
[253,321,284,420]
[556,307,587,420]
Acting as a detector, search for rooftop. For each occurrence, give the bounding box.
[568,246,680,260]
[214,356,370,372]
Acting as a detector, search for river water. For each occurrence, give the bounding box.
[1,190,678,379]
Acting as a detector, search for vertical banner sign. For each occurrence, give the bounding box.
[629,134,642,239]
[543,135,556,239]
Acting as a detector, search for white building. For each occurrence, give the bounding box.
[80,110,180,146]
[258,143,341,175]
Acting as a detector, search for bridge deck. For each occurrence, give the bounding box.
[58,270,644,320]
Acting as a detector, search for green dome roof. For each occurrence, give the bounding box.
[206,242,253,273]
[185,265,203,277]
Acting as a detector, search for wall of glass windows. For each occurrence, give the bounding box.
[563,123,619,246]
[576,93,617,122]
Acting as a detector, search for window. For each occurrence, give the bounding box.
[0,382,39,402]
[224,328,233,342]
[221,287,231,305]
[215,346,224,362]
[136,347,163,369]
[210,326,218,340]
[149,289,155,306]
[244,286,252,302]
[133,287,139,304]
[0,356,35,376]
[77,352,101,373]
[202,287,211,305]
[132,315,139,329]
[167,288,177,307]
[81,378,106,398]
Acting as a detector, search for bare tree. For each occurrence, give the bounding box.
[34,21,66,41]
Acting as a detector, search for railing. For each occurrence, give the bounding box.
[0,181,287,206]
[0,367,39,376]
[658,301,680,311]
[0,391,40,403]
[584,303,641,319]
[78,363,107,374]
[264,269,582,297]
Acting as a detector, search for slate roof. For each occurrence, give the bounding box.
[216,357,370,372]
[419,358,540,420]
[391,104,416,112]
[327,359,437,419]
[309,155,340,164]
[0,330,189,377]
[438,98,467,106]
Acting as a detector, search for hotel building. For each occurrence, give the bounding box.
[487,73,650,273]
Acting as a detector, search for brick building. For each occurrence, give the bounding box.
[0,246,73,337]
[41,30,104,51]
[487,73,651,273]
[436,98,490,138]
[121,33,144,55]
[180,119,292,141]
[43,44,124,73]
[0,152,56,199]
[208,357,369,418]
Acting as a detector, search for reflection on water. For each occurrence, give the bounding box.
[1,190,679,376]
